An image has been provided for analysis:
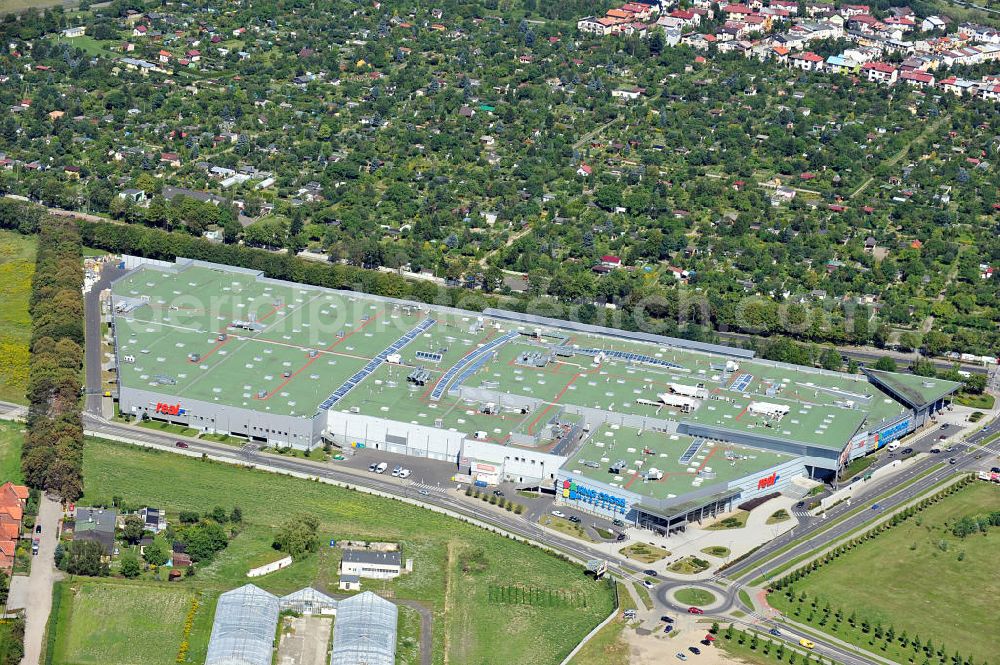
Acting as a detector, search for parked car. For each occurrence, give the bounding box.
[660,616,674,623]
[34,524,41,534]
[175,441,189,448]
[551,510,566,518]
[568,515,581,523]
[612,518,625,527]
[991,467,1000,474]
[492,490,504,497]
[368,463,378,472]
[675,653,687,661]
[700,639,712,646]
[687,607,704,615]
[799,638,815,649]
[689,646,701,655]
[769,628,782,637]
[391,465,403,477]
[643,569,658,577]
[375,462,388,474]
[399,469,411,479]
[703,634,716,642]
[32,539,39,555]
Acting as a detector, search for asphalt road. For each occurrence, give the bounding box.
[83,263,124,415]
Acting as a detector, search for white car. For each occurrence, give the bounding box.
[643,580,655,589]
[399,469,411,479]
[551,510,566,518]
[391,465,402,477]
[375,462,388,474]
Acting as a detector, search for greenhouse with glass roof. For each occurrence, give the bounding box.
[204,585,398,665]
[330,592,398,665]
[204,584,280,665]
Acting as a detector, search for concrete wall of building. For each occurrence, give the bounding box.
[325,411,464,462]
[119,385,322,448]
[461,438,567,483]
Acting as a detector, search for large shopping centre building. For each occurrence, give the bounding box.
[109,258,960,531]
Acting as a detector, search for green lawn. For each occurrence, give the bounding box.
[766,509,790,525]
[673,587,716,607]
[700,546,730,558]
[0,230,34,404]
[706,510,749,530]
[618,542,669,563]
[840,454,877,481]
[668,556,712,575]
[538,515,595,542]
[0,423,24,483]
[567,582,633,665]
[48,581,197,665]
[50,35,117,58]
[953,392,995,410]
[80,436,614,665]
[769,482,1000,664]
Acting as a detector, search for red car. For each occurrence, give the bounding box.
[704,634,716,641]
[175,441,189,448]
[688,607,704,615]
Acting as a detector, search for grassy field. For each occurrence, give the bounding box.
[48,581,198,665]
[673,588,716,606]
[0,0,74,12]
[567,582,633,665]
[0,423,24,483]
[769,482,1000,664]
[0,230,34,404]
[79,436,614,665]
[50,35,117,58]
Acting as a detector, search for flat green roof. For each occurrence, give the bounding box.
[863,369,962,410]
[113,261,914,450]
[564,424,792,502]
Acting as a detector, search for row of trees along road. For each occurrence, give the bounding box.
[21,216,85,500]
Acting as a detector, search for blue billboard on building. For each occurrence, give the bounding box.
[872,418,911,450]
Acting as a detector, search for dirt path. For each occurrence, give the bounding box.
[442,541,456,665]
[396,599,434,665]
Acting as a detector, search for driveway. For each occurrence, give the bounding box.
[8,494,63,665]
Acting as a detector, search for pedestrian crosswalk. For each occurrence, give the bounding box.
[408,481,445,493]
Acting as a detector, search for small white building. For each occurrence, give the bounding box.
[62,27,86,38]
[340,550,402,580]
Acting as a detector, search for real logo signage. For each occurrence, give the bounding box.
[561,480,627,510]
[757,472,780,490]
[154,402,185,416]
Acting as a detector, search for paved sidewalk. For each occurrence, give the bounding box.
[8,494,63,665]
